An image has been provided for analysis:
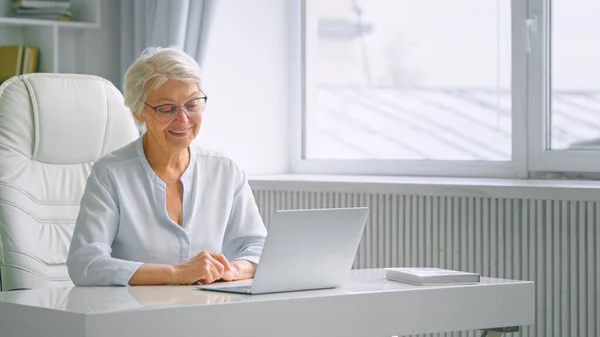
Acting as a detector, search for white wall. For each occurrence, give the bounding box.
[59,0,122,86]
[6,0,290,174]
[197,0,290,174]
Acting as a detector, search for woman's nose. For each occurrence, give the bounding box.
[173,107,190,123]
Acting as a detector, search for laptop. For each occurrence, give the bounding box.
[197,207,369,295]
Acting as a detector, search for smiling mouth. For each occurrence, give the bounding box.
[168,128,191,136]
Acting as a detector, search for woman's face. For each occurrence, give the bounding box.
[137,79,203,154]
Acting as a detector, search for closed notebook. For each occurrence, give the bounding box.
[385,267,480,285]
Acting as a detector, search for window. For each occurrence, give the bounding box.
[529,0,600,172]
[294,0,600,177]
[308,0,511,162]
[550,0,600,150]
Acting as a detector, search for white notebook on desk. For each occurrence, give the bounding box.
[384,267,480,286]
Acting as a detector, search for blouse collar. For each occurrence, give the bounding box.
[136,135,196,187]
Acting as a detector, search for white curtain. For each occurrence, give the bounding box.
[120,0,218,82]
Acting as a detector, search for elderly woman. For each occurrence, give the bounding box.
[66,47,266,286]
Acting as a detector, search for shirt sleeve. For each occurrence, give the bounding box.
[67,168,143,286]
[222,168,267,264]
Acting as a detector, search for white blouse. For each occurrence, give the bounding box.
[67,137,267,286]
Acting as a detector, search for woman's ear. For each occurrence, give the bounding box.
[133,112,144,123]
[132,113,146,135]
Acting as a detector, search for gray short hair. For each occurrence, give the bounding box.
[123,47,203,121]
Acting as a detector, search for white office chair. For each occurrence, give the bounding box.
[0,73,139,291]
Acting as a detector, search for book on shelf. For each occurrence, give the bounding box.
[0,46,24,83]
[13,13,72,21]
[12,0,72,21]
[14,8,72,15]
[22,47,39,74]
[12,0,70,10]
[0,46,40,84]
[384,267,481,286]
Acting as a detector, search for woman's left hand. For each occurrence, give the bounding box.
[209,253,237,281]
[174,251,234,284]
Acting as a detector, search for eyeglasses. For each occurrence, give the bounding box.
[144,94,208,122]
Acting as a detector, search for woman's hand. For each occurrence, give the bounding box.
[174,251,234,285]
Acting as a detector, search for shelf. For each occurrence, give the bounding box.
[0,0,101,73]
[0,17,99,29]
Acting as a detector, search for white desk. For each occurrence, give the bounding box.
[0,269,534,337]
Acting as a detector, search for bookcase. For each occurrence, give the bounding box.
[0,0,101,74]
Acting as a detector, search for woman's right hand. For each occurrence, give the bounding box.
[174,251,233,285]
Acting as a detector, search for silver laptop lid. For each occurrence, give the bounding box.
[250,207,369,294]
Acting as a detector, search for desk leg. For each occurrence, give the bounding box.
[480,326,520,337]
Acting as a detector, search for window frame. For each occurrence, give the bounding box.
[292,0,529,178]
[527,0,600,173]
[292,0,598,178]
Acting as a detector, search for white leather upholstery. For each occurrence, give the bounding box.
[0,73,139,291]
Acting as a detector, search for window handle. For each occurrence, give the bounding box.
[525,14,538,53]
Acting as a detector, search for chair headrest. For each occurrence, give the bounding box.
[0,73,138,164]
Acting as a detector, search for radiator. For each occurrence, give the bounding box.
[251,188,599,337]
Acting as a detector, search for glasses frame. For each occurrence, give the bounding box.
[144,91,208,122]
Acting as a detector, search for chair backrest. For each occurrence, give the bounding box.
[0,73,139,291]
